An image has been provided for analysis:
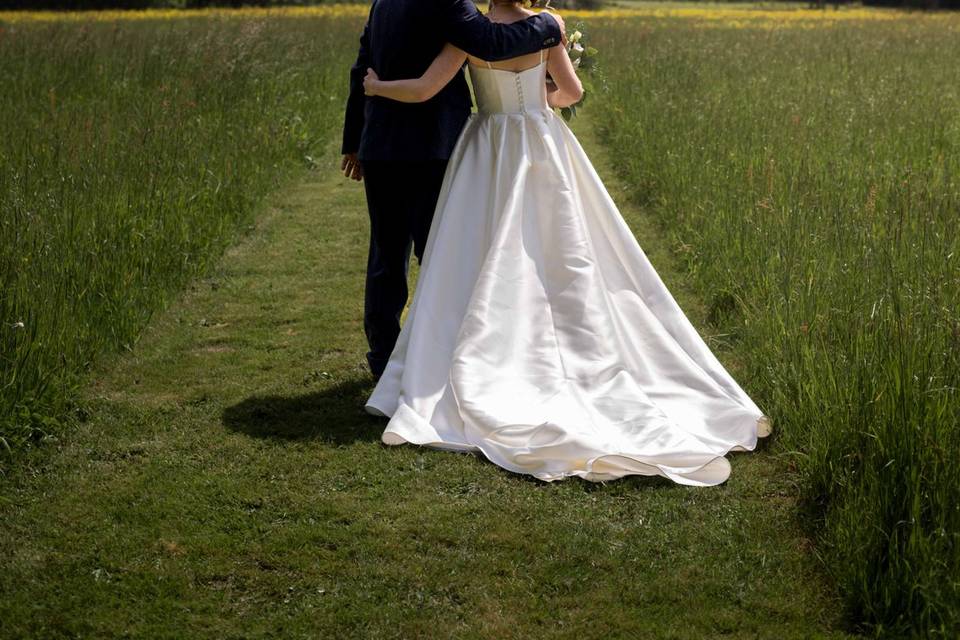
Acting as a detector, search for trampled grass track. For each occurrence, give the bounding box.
[0,115,850,638]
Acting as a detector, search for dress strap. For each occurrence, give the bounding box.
[485,59,492,69]
[539,48,544,64]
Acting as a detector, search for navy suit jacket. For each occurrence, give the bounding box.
[341,0,561,163]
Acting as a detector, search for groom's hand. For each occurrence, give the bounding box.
[544,11,567,46]
[341,153,363,181]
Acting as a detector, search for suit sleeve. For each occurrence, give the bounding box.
[341,14,372,155]
[443,0,562,62]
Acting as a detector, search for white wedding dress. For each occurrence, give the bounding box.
[365,55,771,486]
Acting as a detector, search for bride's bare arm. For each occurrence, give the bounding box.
[545,44,583,108]
[364,44,468,103]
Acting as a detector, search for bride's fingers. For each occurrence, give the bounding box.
[363,68,378,96]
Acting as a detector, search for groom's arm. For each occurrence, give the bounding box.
[443,0,564,62]
[341,15,371,171]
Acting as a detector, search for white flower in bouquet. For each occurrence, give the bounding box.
[530,2,600,120]
[560,24,598,120]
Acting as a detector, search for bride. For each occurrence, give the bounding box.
[360,0,771,486]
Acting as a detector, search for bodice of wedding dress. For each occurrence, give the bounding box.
[468,61,549,115]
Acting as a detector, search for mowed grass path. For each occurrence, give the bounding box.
[0,122,850,638]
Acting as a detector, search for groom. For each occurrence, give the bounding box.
[341,0,565,379]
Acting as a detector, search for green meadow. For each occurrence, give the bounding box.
[0,14,355,452]
[1,6,957,638]
[589,14,960,635]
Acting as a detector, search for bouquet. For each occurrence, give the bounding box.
[532,1,599,121]
[560,25,598,120]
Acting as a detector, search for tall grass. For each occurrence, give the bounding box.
[0,15,360,457]
[589,16,960,636]
[3,6,958,636]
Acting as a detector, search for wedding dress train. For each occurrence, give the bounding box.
[365,58,771,486]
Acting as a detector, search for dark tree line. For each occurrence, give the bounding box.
[864,0,960,7]
[811,0,960,7]
[0,0,346,9]
[2,0,958,10]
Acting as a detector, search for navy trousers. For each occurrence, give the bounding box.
[361,160,449,377]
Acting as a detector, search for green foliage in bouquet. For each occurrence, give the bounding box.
[561,24,599,121]
[531,1,600,121]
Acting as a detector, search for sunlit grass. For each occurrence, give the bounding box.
[588,15,960,636]
[0,79,849,640]
[1,4,958,637]
[0,16,358,455]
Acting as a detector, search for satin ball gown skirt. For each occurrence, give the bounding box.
[365,63,771,486]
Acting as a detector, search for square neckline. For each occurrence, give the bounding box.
[467,60,547,75]
[468,48,547,75]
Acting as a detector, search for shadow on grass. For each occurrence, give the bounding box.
[223,378,732,493]
[221,378,383,445]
